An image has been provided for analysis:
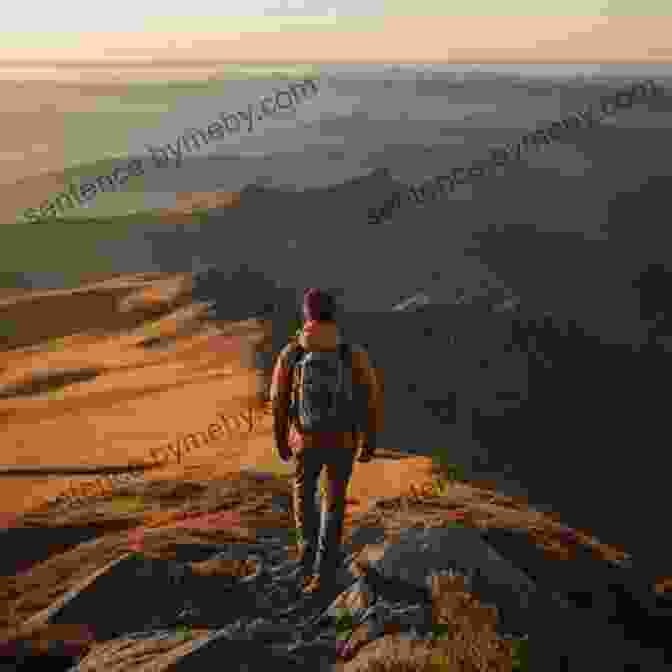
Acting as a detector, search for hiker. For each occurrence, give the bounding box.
[270,288,382,594]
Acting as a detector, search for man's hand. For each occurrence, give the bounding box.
[357,439,376,463]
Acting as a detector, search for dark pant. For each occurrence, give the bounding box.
[292,442,356,577]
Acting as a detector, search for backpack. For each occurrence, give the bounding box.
[286,343,357,433]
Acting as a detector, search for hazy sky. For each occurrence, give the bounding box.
[0,1,669,63]
[1,0,667,34]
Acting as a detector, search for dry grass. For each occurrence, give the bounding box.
[69,627,215,672]
[343,635,516,672]
[424,570,516,671]
[341,570,518,672]
[188,556,259,579]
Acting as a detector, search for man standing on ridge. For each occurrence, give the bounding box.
[271,288,382,594]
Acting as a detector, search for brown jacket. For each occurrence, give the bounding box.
[270,320,382,455]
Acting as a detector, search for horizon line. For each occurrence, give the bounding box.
[1,59,672,66]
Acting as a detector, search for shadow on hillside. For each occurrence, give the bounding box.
[338,176,672,587]
[0,283,193,352]
[462,176,672,584]
[339,306,533,498]
[483,527,672,666]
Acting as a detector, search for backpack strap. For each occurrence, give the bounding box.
[286,343,305,372]
[287,343,349,375]
[338,343,353,398]
[286,344,305,420]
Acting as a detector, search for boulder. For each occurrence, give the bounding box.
[356,525,538,639]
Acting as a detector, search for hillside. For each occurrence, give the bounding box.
[2,271,659,672]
